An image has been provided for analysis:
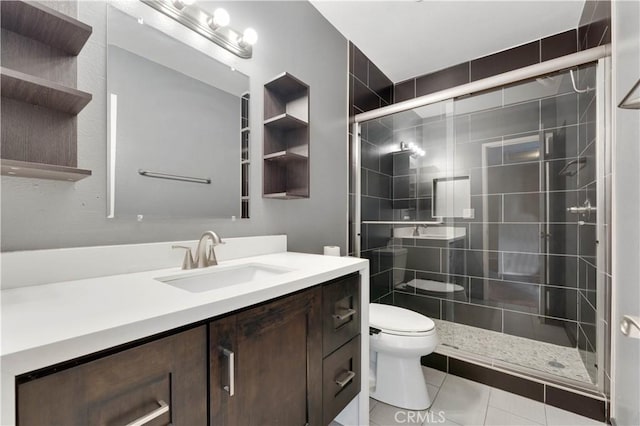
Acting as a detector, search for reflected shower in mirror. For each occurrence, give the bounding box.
[106,4,249,219]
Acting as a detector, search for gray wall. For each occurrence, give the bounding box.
[1,1,348,253]
[612,0,640,422]
[109,45,240,218]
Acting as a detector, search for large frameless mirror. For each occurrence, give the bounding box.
[106,4,249,219]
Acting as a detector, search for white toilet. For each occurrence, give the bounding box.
[369,303,438,410]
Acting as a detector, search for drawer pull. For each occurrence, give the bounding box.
[333,308,356,321]
[335,370,356,388]
[124,400,169,426]
[220,346,235,396]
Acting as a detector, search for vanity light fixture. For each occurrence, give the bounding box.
[140,0,257,59]
[207,7,230,31]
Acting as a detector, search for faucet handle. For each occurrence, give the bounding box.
[172,245,195,270]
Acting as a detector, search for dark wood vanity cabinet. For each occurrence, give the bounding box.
[17,326,207,425]
[210,286,323,425]
[16,273,361,426]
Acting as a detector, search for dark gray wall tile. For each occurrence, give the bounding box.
[469,101,539,141]
[442,301,502,332]
[470,278,540,314]
[353,76,380,112]
[503,193,542,222]
[470,41,540,81]
[395,79,415,103]
[542,93,578,129]
[503,311,576,346]
[541,29,578,61]
[406,246,442,273]
[371,270,392,301]
[416,62,470,97]
[394,291,441,319]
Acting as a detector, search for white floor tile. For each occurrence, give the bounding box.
[370,401,428,425]
[424,410,463,425]
[488,388,546,424]
[484,406,543,425]
[430,375,491,426]
[427,383,440,406]
[545,405,605,426]
[422,366,447,387]
[370,397,379,413]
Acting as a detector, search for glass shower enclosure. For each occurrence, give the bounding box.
[354,49,611,394]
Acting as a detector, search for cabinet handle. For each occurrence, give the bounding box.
[333,308,356,321]
[335,370,356,388]
[220,346,235,396]
[124,400,169,426]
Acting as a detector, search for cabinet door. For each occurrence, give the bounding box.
[210,287,322,426]
[18,326,207,426]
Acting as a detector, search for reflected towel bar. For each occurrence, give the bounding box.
[138,169,211,184]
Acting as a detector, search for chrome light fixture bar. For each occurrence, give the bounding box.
[140,0,256,59]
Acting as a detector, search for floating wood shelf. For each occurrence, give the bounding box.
[263,192,308,200]
[264,72,309,97]
[263,113,308,129]
[1,159,91,181]
[0,67,92,114]
[0,0,92,55]
[263,150,308,162]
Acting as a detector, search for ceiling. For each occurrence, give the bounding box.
[310,1,585,82]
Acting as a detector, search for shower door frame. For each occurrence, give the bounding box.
[353,46,611,395]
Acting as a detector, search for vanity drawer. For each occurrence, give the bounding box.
[322,335,361,426]
[17,326,207,426]
[322,273,360,356]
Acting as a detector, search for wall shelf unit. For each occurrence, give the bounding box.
[1,159,92,181]
[0,0,92,55]
[1,0,93,181]
[263,72,309,199]
[1,67,92,114]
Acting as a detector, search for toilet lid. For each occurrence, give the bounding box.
[370,303,435,334]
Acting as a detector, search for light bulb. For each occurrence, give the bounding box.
[239,27,258,46]
[210,8,230,29]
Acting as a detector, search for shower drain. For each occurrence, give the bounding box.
[548,360,565,368]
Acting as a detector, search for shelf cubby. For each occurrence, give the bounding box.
[263,72,309,198]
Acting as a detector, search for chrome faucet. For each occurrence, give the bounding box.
[172,231,224,270]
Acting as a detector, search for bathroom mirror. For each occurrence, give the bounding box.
[432,176,472,218]
[106,4,249,219]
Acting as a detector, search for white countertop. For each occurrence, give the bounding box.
[1,251,367,376]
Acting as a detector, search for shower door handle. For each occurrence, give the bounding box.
[620,315,640,339]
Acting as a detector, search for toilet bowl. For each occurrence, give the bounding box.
[369,303,439,410]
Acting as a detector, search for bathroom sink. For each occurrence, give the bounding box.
[394,226,466,240]
[156,263,294,293]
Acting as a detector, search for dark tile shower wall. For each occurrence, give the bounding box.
[575,63,604,385]
[386,74,597,350]
[347,42,395,302]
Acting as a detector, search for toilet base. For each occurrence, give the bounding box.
[370,351,432,410]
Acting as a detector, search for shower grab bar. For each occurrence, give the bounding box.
[138,169,211,184]
[361,221,443,225]
[558,158,586,177]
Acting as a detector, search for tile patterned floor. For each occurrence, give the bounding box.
[368,367,605,426]
[434,320,594,384]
